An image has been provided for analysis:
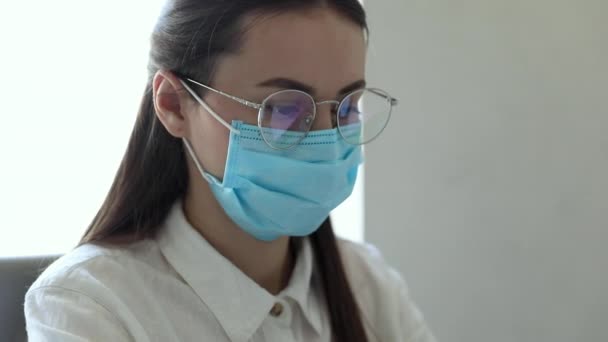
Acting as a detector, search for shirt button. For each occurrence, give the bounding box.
[269,302,284,317]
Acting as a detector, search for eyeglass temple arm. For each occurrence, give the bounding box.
[367,88,399,106]
[186,78,398,108]
[178,79,241,135]
[184,78,262,110]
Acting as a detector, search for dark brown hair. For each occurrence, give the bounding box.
[79,1,369,341]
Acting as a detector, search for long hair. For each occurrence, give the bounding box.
[79,1,370,341]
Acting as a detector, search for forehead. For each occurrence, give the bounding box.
[215,8,366,96]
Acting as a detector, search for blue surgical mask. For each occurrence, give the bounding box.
[183,120,362,241]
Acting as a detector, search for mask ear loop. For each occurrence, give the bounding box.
[182,138,213,184]
[178,79,241,135]
[178,79,239,184]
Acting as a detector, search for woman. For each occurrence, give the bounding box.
[24,0,436,341]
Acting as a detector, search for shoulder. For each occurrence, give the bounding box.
[337,238,405,292]
[336,239,437,342]
[24,241,162,341]
[26,239,166,300]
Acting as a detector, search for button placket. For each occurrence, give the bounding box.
[269,302,284,317]
[269,299,292,327]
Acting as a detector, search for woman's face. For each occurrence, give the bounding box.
[186,7,366,180]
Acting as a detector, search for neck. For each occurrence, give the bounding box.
[183,176,295,295]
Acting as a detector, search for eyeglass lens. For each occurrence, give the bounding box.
[258,88,392,149]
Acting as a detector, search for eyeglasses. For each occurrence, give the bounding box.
[179,77,397,150]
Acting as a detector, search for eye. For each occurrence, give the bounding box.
[338,103,361,118]
[274,103,302,116]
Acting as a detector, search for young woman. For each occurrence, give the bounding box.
[24,0,436,341]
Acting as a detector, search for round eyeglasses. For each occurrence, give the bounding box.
[179,77,398,150]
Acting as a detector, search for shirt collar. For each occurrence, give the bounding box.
[279,234,323,334]
[157,200,321,342]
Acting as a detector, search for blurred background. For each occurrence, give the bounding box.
[364,1,607,341]
[1,1,606,341]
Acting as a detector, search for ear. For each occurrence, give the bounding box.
[152,70,192,138]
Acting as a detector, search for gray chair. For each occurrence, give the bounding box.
[0,255,62,342]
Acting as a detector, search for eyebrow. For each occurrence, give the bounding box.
[256,78,367,97]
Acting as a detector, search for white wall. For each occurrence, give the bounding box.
[363,1,607,341]
[0,1,164,256]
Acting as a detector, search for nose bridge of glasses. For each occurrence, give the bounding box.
[316,99,340,118]
[311,100,339,130]
[316,99,340,109]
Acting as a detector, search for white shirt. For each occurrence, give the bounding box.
[24,201,437,342]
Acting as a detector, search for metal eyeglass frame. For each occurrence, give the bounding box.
[179,77,398,149]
